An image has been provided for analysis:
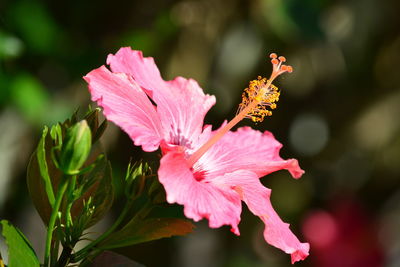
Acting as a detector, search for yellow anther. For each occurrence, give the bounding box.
[237,77,280,123]
[236,52,292,123]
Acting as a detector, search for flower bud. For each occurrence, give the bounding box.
[59,120,92,175]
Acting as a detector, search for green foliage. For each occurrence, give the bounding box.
[10,73,50,123]
[71,161,193,264]
[84,108,108,144]
[98,218,194,250]
[71,155,114,231]
[119,11,177,56]
[0,31,24,59]
[123,161,166,205]
[8,0,61,54]
[88,161,194,251]
[25,108,118,266]
[27,125,60,224]
[124,161,152,199]
[0,220,40,267]
[27,108,110,227]
[23,107,193,265]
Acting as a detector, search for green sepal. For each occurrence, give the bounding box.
[49,123,63,148]
[0,220,40,267]
[92,119,107,144]
[84,108,99,133]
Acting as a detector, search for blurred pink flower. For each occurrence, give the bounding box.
[84,47,309,263]
[302,197,384,267]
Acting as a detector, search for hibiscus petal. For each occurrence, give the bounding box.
[198,126,304,179]
[84,66,163,151]
[158,150,242,235]
[162,77,216,149]
[107,47,167,96]
[106,47,216,149]
[217,170,310,263]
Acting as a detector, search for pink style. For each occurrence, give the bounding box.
[84,47,309,263]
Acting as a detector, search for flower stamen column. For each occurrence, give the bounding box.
[187,53,293,167]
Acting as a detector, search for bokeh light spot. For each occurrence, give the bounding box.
[302,210,338,249]
[289,113,329,156]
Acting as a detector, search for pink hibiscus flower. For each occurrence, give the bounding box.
[84,47,309,263]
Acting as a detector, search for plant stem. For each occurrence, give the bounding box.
[49,239,59,266]
[57,246,73,267]
[65,175,77,230]
[44,177,69,267]
[50,175,77,266]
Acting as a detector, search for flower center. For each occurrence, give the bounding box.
[170,128,192,149]
[187,53,293,167]
[192,168,207,182]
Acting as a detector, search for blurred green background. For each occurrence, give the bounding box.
[1,0,399,266]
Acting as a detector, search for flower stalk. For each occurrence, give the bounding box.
[44,176,69,267]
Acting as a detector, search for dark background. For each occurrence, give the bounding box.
[1,0,399,266]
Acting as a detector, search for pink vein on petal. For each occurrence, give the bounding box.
[197,126,305,179]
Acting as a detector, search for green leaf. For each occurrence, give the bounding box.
[84,108,107,144]
[92,119,107,144]
[84,108,99,134]
[99,218,194,249]
[0,220,40,267]
[27,126,62,225]
[36,126,55,206]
